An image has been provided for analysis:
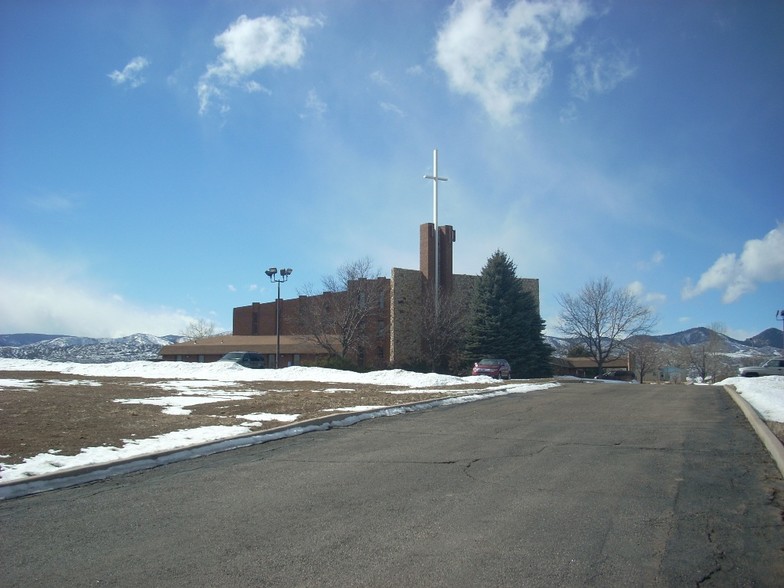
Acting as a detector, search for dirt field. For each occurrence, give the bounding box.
[0,370,505,466]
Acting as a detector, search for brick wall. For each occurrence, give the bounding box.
[419,223,456,292]
[233,298,304,336]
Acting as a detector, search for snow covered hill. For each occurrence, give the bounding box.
[548,327,781,359]
[642,328,782,357]
[0,334,185,363]
[744,328,784,349]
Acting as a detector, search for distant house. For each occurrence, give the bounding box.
[550,355,634,379]
[160,223,540,370]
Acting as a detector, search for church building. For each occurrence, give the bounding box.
[160,222,540,369]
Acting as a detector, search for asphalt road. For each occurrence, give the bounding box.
[2,382,783,587]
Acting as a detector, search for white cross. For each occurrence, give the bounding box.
[424,149,447,318]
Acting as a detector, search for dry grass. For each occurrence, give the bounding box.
[0,370,505,465]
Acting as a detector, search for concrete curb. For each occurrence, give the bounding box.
[724,384,784,479]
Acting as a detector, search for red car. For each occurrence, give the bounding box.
[472,359,511,380]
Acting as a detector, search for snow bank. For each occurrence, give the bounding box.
[0,358,483,387]
[718,376,784,422]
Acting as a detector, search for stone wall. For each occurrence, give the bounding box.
[389,267,424,366]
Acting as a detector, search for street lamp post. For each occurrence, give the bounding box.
[777,309,784,350]
[265,267,293,369]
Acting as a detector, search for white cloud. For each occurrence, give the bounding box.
[559,101,578,123]
[380,101,404,116]
[626,280,644,297]
[627,280,666,306]
[682,224,784,303]
[636,250,664,271]
[108,56,150,88]
[198,13,322,115]
[243,80,268,94]
[570,39,636,100]
[28,192,78,212]
[435,0,591,125]
[227,284,237,292]
[0,241,195,337]
[302,88,327,118]
[370,70,391,86]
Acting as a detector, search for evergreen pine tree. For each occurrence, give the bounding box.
[464,250,552,378]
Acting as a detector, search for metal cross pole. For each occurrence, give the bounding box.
[424,148,447,318]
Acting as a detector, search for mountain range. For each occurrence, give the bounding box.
[0,328,781,364]
[0,333,185,363]
[544,327,782,359]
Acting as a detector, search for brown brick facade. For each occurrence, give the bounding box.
[233,299,303,336]
[419,223,456,293]
[232,282,391,369]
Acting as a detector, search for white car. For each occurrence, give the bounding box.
[738,358,784,377]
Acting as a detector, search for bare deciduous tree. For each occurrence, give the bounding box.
[556,277,657,373]
[182,318,217,341]
[420,283,468,373]
[624,336,665,383]
[297,257,387,365]
[682,323,735,383]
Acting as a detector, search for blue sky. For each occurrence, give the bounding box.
[1,0,782,341]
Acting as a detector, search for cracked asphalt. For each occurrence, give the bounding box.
[1,382,783,586]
